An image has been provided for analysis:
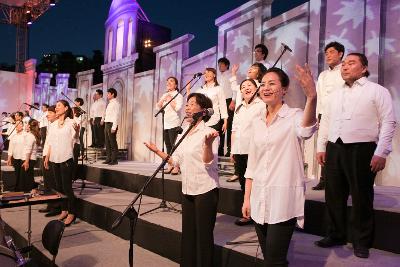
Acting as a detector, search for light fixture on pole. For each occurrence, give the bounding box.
[50,0,56,7]
[26,10,32,25]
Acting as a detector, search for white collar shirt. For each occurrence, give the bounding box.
[158,91,183,129]
[195,83,228,127]
[24,132,38,160]
[317,77,396,158]
[104,98,120,131]
[316,64,344,115]
[218,70,234,99]
[42,121,56,156]
[39,111,49,128]
[171,121,220,195]
[245,104,317,227]
[255,59,271,69]
[7,131,26,160]
[231,98,266,155]
[90,98,107,119]
[47,118,76,163]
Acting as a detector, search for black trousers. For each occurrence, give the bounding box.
[104,122,118,162]
[317,114,326,181]
[218,98,233,155]
[43,162,60,209]
[232,154,248,192]
[79,127,85,157]
[23,160,35,192]
[181,188,219,267]
[40,127,47,147]
[72,143,81,180]
[325,140,377,248]
[254,218,296,267]
[12,159,23,192]
[94,117,105,147]
[2,129,8,150]
[163,126,180,154]
[52,158,75,214]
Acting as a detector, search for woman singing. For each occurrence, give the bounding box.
[21,119,41,192]
[194,68,228,135]
[231,79,265,226]
[242,66,317,266]
[145,93,219,267]
[156,77,184,175]
[44,100,79,226]
[6,121,25,191]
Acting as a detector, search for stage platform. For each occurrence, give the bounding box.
[1,159,400,266]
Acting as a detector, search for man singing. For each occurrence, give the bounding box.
[315,53,396,258]
[102,88,120,165]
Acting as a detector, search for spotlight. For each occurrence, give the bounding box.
[144,39,152,48]
[50,0,56,6]
[26,10,32,25]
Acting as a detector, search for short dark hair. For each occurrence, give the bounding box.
[2,112,7,115]
[255,44,269,60]
[33,102,39,107]
[347,52,370,77]
[42,103,49,108]
[74,97,84,106]
[15,111,23,118]
[324,42,345,59]
[217,57,230,69]
[48,105,56,113]
[265,67,290,88]
[167,76,179,90]
[251,63,268,82]
[96,89,103,96]
[187,93,213,122]
[107,88,117,98]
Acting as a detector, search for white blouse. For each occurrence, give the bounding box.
[245,104,317,227]
[231,98,265,155]
[24,132,38,160]
[47,118,76,163]
[158,91,184,129]
[195,83,228,127]
[171,121,220,195]
[7,131,26,160]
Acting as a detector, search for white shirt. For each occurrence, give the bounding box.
[90,98,107,119]
[195,83,228,127]
[39,111,49,128]
[317,77,396,158]
[218,70,234,100]
[103,98,120,131]
[316,64,343,115]
[6,121,22,140]
[255,59,270,69]
[230,76,261,109]
[245,104,317,227]
[1,116,12,130]
[43,121,56,156]
[8,131,26,160]
[47,118,76,163]
[231,98,265,155]
[24,132,38,160]
[171,121,220,195]
[22,116,30,125]
[31,109,41,120]
[158,91,184,129]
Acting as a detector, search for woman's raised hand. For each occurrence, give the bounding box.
[295,64,317,99]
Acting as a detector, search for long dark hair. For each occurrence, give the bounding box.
[28,119,41,146]
[57,100,73,119]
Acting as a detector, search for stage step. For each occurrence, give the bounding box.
[50,185,400,266]
[1,205,178,267]
[78,161,400,254]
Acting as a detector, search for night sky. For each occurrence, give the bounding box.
[0,0,307,65]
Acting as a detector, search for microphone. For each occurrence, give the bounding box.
[281,42,293,53]
[194,72,203,78]
[23,103,39,110]
[193,108,214,119]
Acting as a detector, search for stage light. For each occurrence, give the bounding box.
[144,39,152,48]
[26,10,32,25]
[50,0,56,6]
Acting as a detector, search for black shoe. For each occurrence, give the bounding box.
[38,207,51,213]
[234,218,253,226]
[45,209,61,217]
[354,246,369,258]
[314,237,346,248]
[64,216,77,227]
[89,145,96,148]
[312,180,325,190]
[103,160,111,164]
[225,151,231,157]
[108,161,118,165]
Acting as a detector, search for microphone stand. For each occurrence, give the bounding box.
[141,74,202,216]
[60,92,102,194]
[111,118,199,267]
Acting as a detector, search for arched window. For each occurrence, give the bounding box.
[127,19,133,56]
[107,29,113,63]
[116,20,124,60]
